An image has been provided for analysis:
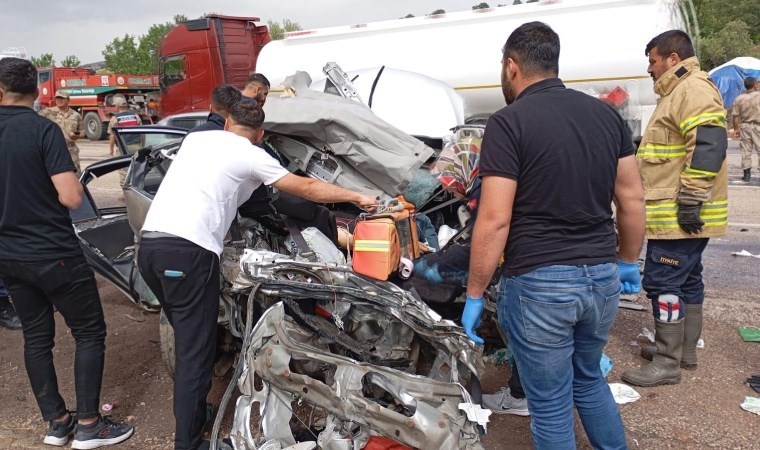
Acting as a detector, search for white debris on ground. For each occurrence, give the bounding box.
[638,328,655,343]
[459,402,492,429]
[609,383,641,404]
[740,397,760,415]
[731,249,760,259]
[638,329,705,348]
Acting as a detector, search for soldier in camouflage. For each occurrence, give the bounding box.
[732,76,760,182]
[39,90,84,173]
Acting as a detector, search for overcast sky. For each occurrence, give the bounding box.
[2,0,488,64]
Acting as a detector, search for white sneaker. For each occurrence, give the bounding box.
[481,387,530,416]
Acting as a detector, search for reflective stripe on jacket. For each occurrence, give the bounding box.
[637,57,728,239]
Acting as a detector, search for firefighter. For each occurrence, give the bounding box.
[622,30,728,387]
[38,90,84,174]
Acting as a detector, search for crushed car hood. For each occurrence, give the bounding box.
[263,72,435,197]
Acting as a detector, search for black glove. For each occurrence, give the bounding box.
[677,203,704,234]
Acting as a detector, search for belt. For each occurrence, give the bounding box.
[141,231,179,240]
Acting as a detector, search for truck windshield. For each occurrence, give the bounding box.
[159,55,186,90]
[37,70,51,84]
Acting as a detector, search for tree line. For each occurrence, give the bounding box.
[28,1,759,74]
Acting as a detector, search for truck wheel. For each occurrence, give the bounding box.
[84,112,107,141]
[159,309,176,379]
[464,114,490,126]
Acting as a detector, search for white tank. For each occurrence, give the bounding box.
[256,0,689,136]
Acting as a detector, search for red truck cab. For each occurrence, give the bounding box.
[159,15,270,117]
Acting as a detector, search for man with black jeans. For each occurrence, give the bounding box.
[138,101,375,450]
[0,57,133,449]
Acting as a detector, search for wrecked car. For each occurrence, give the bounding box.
[71,70,493,449]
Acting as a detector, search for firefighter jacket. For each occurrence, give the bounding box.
[637,57,728,239]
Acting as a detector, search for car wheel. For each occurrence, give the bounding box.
[84,112,107,141]
[159,309,175,379]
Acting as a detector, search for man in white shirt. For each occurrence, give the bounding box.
[137,101,375,450]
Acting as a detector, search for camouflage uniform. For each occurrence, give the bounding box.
[732,89,760,171]
[38,107,84,173]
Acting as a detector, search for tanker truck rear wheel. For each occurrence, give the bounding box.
[84,112,107,141]
[159,309,176,379]
[464,114,490,126]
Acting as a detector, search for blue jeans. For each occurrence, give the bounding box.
[499,263,627,450]
[0,279,8,297]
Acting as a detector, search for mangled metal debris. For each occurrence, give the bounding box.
[217,250,486,449]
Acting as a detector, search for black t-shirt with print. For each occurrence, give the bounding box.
[0,106,81,261]
[480,78,635,276]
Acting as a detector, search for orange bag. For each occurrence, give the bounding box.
[352,196,421,280]
[352,217,400,281]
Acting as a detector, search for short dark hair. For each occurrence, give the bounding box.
[245,72,270,89]
[229,100,265,130]
[0,57,37,94]
[645,30,695,59]
[745,77,757,90]
[210,84,242,114]
[502,21,560,78]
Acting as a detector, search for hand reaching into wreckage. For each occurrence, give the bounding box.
[355,194,378,212]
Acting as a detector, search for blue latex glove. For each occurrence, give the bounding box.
[618,260,641,294]
[461,295,485,345]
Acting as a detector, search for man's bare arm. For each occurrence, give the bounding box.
[272,173,376,210]
[466,176,516,298]
[108,133,116,155]
[613,155,646,262]
[733,115,741,138]
[51,171,83,209]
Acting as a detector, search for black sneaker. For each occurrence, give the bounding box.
[0,297,22,330]
[43,414,76,446]
[71,416,133,449]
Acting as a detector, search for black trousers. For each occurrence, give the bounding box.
[137,237,219,450]
[0,255,106,421]
[508,360,525,399]
[642,238,710,319]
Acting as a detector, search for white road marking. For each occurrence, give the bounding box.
[729,223,760,229]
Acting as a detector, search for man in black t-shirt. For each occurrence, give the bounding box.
[460,23,645,448]
[0,58,133,449]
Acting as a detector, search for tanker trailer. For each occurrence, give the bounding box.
[256,0,692,138]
